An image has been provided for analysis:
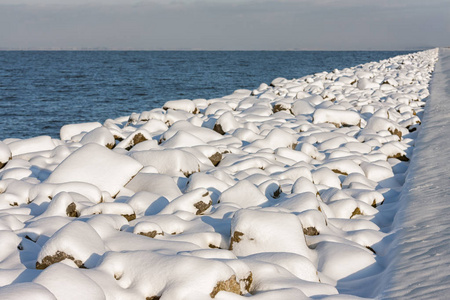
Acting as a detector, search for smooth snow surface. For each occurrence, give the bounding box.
[0,49,443,299]
[381,48,450,299]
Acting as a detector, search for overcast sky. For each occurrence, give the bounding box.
[0,0,449,50]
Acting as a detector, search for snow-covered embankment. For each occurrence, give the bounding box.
[0,49,439,299]
[381,48,450,299]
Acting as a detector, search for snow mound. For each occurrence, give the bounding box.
[46,143,142,197]
[230,209,314,261]
[36,220,106,269]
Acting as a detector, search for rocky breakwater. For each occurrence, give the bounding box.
[0,49,438,299]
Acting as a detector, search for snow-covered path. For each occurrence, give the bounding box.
[381,48,450,299]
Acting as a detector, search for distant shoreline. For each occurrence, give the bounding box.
[0,48,428,52]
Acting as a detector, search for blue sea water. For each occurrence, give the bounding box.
[0,50,413,140]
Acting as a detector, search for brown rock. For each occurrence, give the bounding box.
[229,231,244,250]
[122,213,136,221]
[139,231,158,238]
[272,186,282,199]
[126,133,148,150]
[303,227,319,236]
[194,200,212,215]
[388,128,402,140]
[66,202,79,218]
[213,123,225,135]
[36,251,85,270]
[272,104,288,113]
[138,231,164,238]
[332,169,348,176]
[210,275,241,298]
[350,207,362,219]
[209,152,222,167]
[388,153,409,161]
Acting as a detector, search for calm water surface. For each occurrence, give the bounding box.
[0,51,413,139]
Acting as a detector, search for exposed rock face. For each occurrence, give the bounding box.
[66,202,79,217]
[213,123,225,135]
[139,231,159,238]
[229,231,244,250]
[125,132,148,150]
[194,200,212,215]
[36,251,85,270]
[210,275,241,298]
[389,153,409,161]
[303,226,320,236]
[208,152,222,166]
[121,213,136,221]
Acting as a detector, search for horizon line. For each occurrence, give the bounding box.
[0,47,430,52]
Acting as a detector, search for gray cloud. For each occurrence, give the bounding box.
[0,0,448,50]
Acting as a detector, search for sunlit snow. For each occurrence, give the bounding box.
[0,49,442,299]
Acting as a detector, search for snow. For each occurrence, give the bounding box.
[60,122,102,141]
[79,126,115,149]
[36,220,106,269]
[33,263,106,300]
[8,136,57,157]
[0,48,445,299]
[219,180,267,208]
[380,47,450,299]
[130,149,202,176]
[0,141,12,168]
[46,143,143,197]
[230,209,314,259]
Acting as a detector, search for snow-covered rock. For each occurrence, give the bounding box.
[36,220,106,269]
[0,141,12,169]
[60,122,102,141]
[46,143,142,197]
[230,209,314,261]
[0,48,440,299]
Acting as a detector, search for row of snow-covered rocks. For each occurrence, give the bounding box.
[0,49,438,299]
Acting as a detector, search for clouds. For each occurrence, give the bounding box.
[0,0,448,50]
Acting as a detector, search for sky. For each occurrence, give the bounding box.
[0,0,449,50]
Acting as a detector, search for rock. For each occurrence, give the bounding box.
[291,99,315,116]
[60,122,102,141]
[46,143,143,197]
[134,222,164,238]
[36,220,106,269]
[0,141,12,169]
[163,99,197,113]
[208,152,222,167]
[125,173,182,201]
[214,111,241,134]
[357,78,380,90]
[229,209,314,261]
[33,263,106,300]
[158,188,213,215]
[219,180,267,208]
[210,275,241,298]
[116,129,152,150]
[316,241,379,281]
[36,250,85,269]
[80,126,115,149]
[131,149,201,177]
[79,202,136,221]
[8,136,56,157]
[312,108,361,127]
[0,282,57,300]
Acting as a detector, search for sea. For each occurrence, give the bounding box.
[0,50,414,140]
